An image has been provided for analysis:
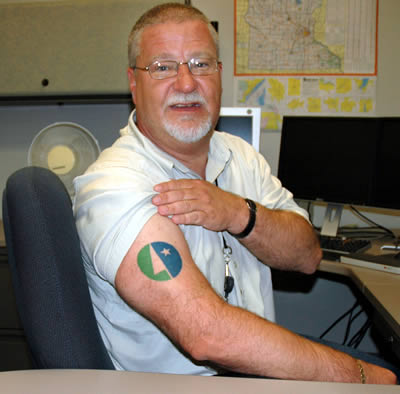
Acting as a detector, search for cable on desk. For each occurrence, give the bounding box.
[350,206,397,240]
[319,301,359,340]
[308,201,396,241]
[348,319,372,349]
[319,300,372,349]
[343,305,371,348]
[343,305,363,345]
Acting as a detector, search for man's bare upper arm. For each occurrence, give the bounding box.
[115,213,221,352]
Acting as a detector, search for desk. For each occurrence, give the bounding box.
[320,236,400,358]
[0,369,399,394]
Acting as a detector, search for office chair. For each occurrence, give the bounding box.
[2,166,114,369]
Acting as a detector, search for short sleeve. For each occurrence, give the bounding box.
[73,146,168,285]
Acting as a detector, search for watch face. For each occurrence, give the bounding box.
[28,122,100,196]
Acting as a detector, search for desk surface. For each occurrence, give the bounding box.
[321,260,400,330]
[320,235,400,350]
[0,369,398,394]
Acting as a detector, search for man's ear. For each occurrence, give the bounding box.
[127,67,137,104]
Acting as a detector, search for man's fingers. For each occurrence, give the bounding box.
[154,179,199,192]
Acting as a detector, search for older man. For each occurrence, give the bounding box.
[73,3,396,384]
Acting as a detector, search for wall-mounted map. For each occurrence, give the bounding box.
[234,0,378,129]
[235,0,378,76]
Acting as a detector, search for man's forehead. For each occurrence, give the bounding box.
[142,19,208,33]
[139,20,216,54]
[142,20,214,44]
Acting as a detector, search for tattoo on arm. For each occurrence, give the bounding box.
[137,242,182,281]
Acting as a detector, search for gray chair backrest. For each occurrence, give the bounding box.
[2,166,114,369]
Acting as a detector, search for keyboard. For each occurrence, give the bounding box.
[319,235,371,255]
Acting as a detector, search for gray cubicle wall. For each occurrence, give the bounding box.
[0,103,132,207]
[0,0,182,96]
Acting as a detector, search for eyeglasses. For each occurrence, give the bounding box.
[132,58,221,80]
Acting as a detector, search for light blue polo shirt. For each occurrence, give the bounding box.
[73,110,309,374]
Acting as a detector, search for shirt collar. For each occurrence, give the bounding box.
[207,131,232,182]
[122,109,232,181]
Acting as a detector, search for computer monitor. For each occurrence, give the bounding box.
[277,116,400,236]
[216,107,261,152]
[374,118,400,210]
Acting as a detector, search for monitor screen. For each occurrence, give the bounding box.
[374,118,400,210]
[216,107,261,152]
[278,116,379,206]
[278,116,400,211]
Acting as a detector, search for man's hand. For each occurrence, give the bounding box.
[153,178,322,274]
[152,179,247,234]
[362,361,397,385]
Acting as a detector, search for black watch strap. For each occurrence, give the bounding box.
[229,198,257,239]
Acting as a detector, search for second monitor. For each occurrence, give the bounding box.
[216,107,261,152]
[277,116,400,236]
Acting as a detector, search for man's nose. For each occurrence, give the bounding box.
[173,63,197,92]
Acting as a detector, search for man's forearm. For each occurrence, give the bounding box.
[193,300,396,384]
[237,202,322,273]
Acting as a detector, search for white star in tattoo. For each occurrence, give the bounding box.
[161,248,171,256]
